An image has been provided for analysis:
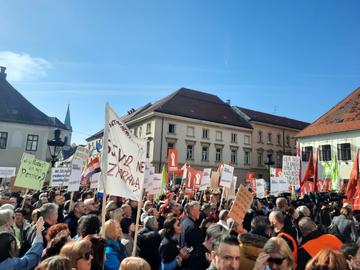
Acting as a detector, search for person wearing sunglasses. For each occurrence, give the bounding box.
[60,239,93,270]
[253,237,294,270]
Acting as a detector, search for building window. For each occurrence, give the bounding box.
[276,153,282,167]
[320,145,331,161]
[26,134,39,151]
[258,130,263,143]
[202,146,209,161]
[277,134,281,145]
[286,135,290,147]
[146,141,150,158]
[216,131,222,141]
[268,132,272,144]
[202,128,209,139]
[134,128,138,137]
[231,133,237,143]
[244,135,250,145]
[302,146,313,161]
[138,126,142,137]
[187,126,195,137]
[338,143,351,161]
[146,123,151,134]
[244,150,251,165]
[0,132,8,149]
[186,145,194,160]
[231,149,237,164]
[215,148,222,162]
[258,152,263,166]
[168,124,175,134]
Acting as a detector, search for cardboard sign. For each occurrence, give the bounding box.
[229,185,254,225]
[199,168,211,191]
[210,171,220,188]
[255,179,265,198]
[282,156,300,187]
[167,148,179,172]
[0,167,16,178]
[220,164,234,188]
[73,146,89,167]
[15,154,50,190]
[50,167,71,187]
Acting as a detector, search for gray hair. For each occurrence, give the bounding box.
[298,217,317,236]
[144,216,157,230]
[296,205,311,217]
[39,203,58,219]
[185,201,200,214]
[110,208,124,219]
[0,204,15,211]
[0,209,14,226]
[269,210,284,224]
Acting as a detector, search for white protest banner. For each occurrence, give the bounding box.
[15,154,50,190]
[255,179,265,198]
[220,164,234,188]
[148,173,162,195]
[143,164,155,192]
[0,167,16,178]
[90,172,101,189]
[229,184,254,225]
[282,155,300,187]
[102,104,147,201]
[199,168,212,191]
[270,176,289,196]
[67,159,84,192]
[50,167,71,187]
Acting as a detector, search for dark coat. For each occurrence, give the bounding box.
[238,233,268,270]
[180,216,203,270]
[137,227,161,270]
[331,214,358,243]
[64,211,79,238]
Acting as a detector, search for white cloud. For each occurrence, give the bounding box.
[0,51,51,81]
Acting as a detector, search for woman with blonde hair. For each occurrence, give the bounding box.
[35,255,71,270]
[253,237,294,270]
[120,257,151,270]
[305,249,347,270]
[102,219,127,270]
[59,239,93,270]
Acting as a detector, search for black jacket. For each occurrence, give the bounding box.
[64,211,80,238]
[137,227,161,270]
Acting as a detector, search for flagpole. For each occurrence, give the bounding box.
[132,188,144,256]
[100,103,110,236]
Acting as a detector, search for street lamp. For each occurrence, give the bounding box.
[47,129,65,167]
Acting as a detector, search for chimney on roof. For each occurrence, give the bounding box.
[226,99,231,105]
[0,66,6,80]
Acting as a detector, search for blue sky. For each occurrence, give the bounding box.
[1,1,359,144]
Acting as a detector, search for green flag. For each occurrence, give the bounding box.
[331,154,340,191]
[161,164,167,195]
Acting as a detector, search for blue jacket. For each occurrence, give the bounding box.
[0,235,43,270]
[104,239,128,270]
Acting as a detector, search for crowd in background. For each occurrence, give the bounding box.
[0,185,359,270]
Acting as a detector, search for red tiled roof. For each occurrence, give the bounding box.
[296,87,360,138]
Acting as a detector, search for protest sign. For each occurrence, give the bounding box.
[90,172,101,189]
[145,166,155,193]
[282,155,300,187]
[73,146,89,167]
[102,104,147,201]
[67,159,84,192]
[194,170,203,189]
[148,173,161,195]
[255,179,265,198]
[185,167,196,195]
[0,167,16,178]
[143,163,153,192]
[15,155,50,190]
[270,176,289,196]
[199,168,211,191]
[167,148,178,172]
[50,167,71,187]
[229,185,254,225]
[246,171,256,191]
[220,164,234,188]
[210,171,219,188]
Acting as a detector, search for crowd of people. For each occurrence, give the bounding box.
[0,185,359,270]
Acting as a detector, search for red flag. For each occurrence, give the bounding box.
[301,151,314,194]
[297,143,302,188]
[345,149,359,205]
[167,148,179,172]
[314,148,319,192]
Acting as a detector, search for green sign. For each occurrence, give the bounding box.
[15,155,50,190]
